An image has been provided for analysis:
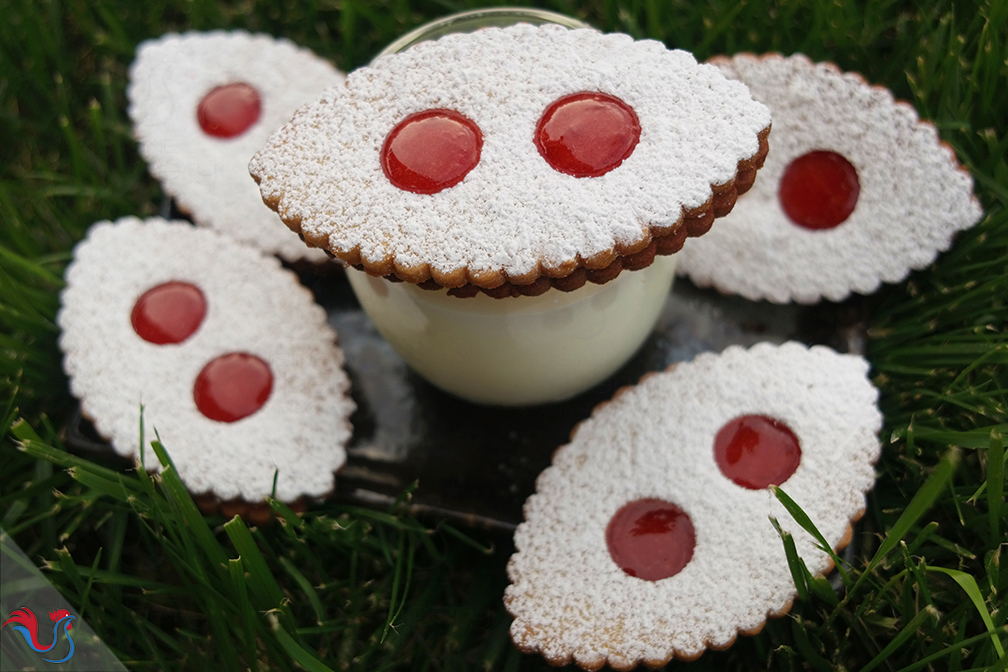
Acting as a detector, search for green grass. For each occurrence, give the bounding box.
[2,0,1006,670]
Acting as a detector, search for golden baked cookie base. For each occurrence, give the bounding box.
[276,125,770,299]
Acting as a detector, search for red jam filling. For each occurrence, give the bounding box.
[535,92,640,178]
[193,353,273,423]
[605,498,696,581]
[131,282,207,345]
[778,150,860,229]
[713,415,801,489]
[381,109,483,194]
[197,83,262,138]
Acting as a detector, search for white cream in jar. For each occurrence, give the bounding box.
[346,256,675,406]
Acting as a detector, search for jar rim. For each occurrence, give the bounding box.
[374,7,592,60]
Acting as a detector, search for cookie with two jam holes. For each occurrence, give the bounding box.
[58,217,354,512]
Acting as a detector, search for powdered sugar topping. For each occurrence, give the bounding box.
[250,24,770,283]
[505,342,881,668]
[58,217,354,501]
[128,31,345,263]
[676,53,983,304]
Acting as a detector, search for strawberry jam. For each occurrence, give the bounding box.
[605,498,695,581]
[193,353,273,423]
[381,109,483,194]
[713,415,801,489]
[197,83,262,138]
[535,92,640,178]
[131,281,207,345]
[778,150,859,229]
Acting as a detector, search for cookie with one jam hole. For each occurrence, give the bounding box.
[505,342,881,669]
[676,53,983,304]
[128,31,345,264]
[58,217,354,504]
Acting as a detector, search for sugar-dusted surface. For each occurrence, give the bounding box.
[57,217,354,501]
[128,31,344,263]
[250,24,770,287]
[676,53,983,304]
[505,342,882,669]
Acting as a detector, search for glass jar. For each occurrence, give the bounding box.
[347,9,677,406]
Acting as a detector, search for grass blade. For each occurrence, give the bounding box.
[223,515,286,611]
[12,419,143,493]
[927,566,1005,657]
[893,629,1008,672]
[770,516,810,602]
[790,616,832,671]
[149,440,229,569]
[772,486,851,586]
[988,430,1003,542]
[278,556,327,625]
[851,448,961,596]
[859,606,939,672]
[909,425,1008,449]
[268,613,334,672]
[228,557,259,667]
[381,531,409,643]
[204,594,242,671]
[77,547,102,621]
[437,521,494,555]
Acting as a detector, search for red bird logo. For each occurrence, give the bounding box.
[3,607,76,663]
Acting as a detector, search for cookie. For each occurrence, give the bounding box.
[127,31,345,264]
[58,217,354,502]
[505,342,881,669]
[675,53,983,304]
[249,24,771,296]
